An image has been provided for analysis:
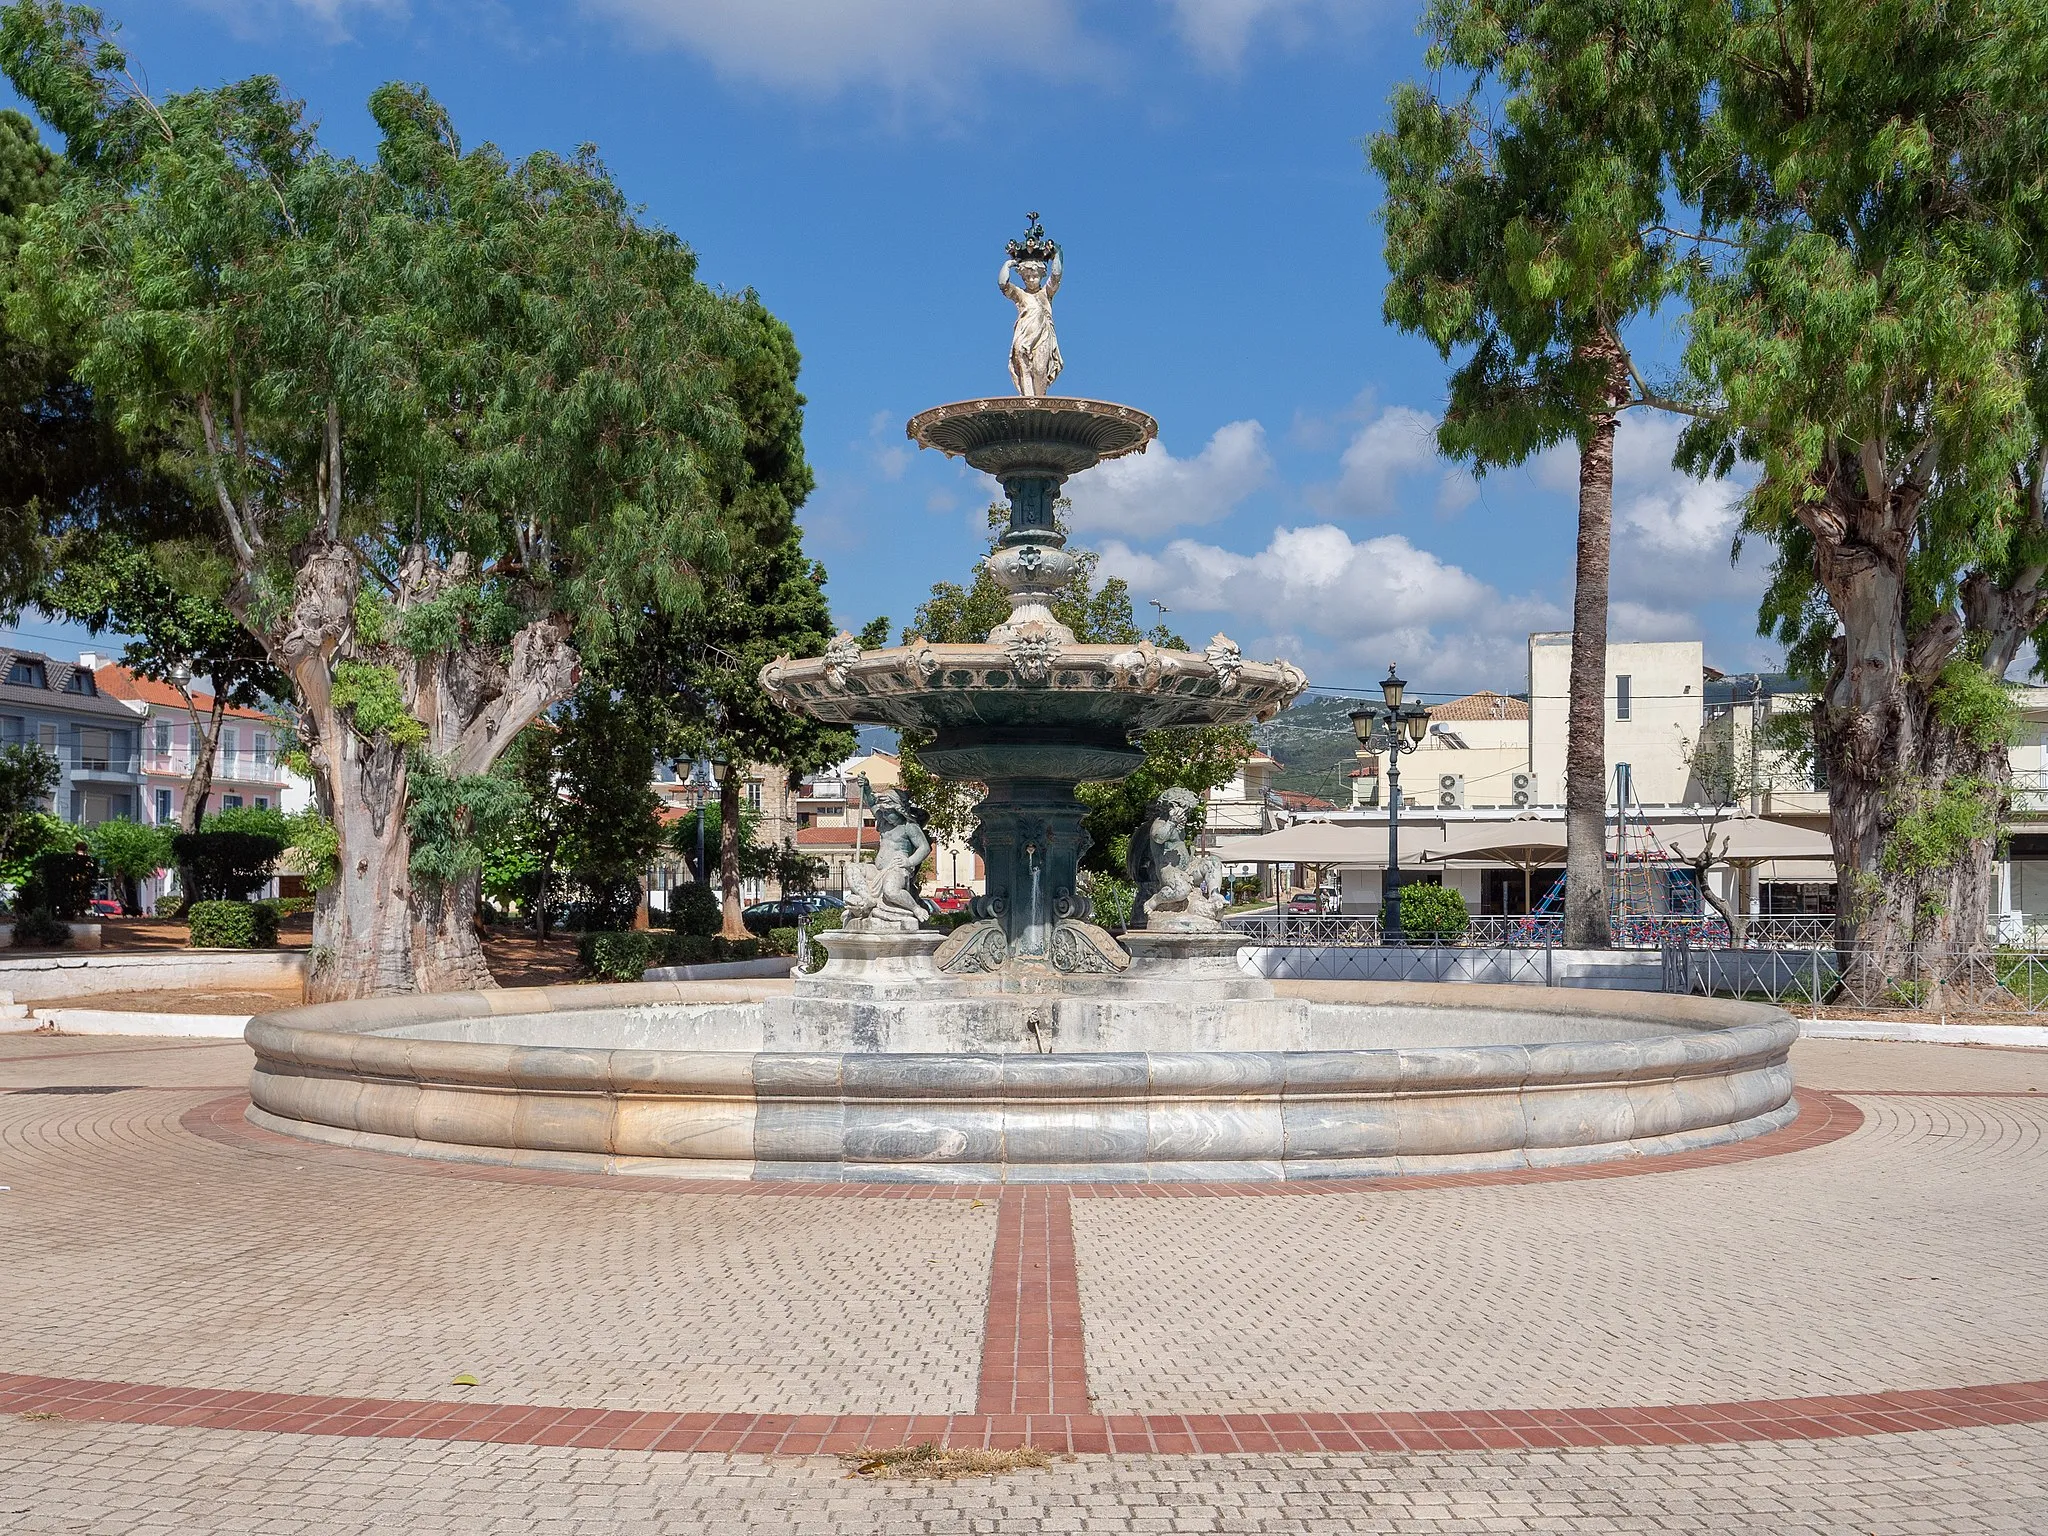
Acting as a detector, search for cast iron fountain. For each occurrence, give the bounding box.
[242,220,1799,1181]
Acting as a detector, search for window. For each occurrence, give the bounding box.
[7,658,47,689]
[221,794,243,811]
[254,796,269,811]
[1615,674,1632,721]
[36,722,56,752]
[77,727,110,771]
[0,715,20,745]
[154,719,172,755]
[253,732,269,767]
[155,788,174,825]
[61,670,96,695]
[221,727,239,771]
[746,779,763,811]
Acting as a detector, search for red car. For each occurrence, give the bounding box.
[1284,893,1325,914]
[926,886,975,914]
[88,898,123,918]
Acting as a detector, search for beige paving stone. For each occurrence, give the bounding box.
[1791,1036,2048,1094]
[0,1080,993,1414]
[1074,1093,2048,1411]
[3,1417,2047,1534]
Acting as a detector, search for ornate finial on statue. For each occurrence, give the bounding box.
[1006,210,1059,265]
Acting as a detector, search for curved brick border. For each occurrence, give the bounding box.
[179,1087,1864,1198]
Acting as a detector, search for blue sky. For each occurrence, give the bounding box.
[2,0,1779,701]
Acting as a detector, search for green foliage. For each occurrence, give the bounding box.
[282,808,338,890]
[187,898,278,949]
[1076,726,1252,878]
[855,616,891,648]
[666,880,720,936]
[765,925,798,956]
[330,662,426,748]
[1930,659,2021,754]
[170,828,283,902]
[577,927,767,980]
[84,816,170,912]
[9,905,66,946]
[1084,872,1135,932]
[404,752,521,893]
[1396,882,1470,941]
[203,804,289,841]
[0,805,64,893]
[21,844,90,917]
[394,582,521,658]
[1882,778,1998,884]
[0,741,57,873]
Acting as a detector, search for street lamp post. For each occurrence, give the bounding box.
[1350,666,1432,944]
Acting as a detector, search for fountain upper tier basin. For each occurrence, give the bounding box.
[244,981,1799,1184]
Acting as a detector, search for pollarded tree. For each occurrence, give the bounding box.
[1371,0,1717,947]
[0,6,763,996]
[1679,0,2048,978]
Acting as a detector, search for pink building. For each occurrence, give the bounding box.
[88,660,296,828]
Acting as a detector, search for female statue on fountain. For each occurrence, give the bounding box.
[999,212,1063,397]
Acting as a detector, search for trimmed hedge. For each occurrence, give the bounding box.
[10,908,70,948]
[172,830,284,902]
[665,881,720,936]
[1394,882,1469,942]
[188,899,280,949]
[22,849,95,920]
[765,925,798,956]
[577,928,768,981]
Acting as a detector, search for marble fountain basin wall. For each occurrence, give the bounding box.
[243,980,1799,1183]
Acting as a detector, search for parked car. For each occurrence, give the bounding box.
[1284,892,1325,914]
[741,893,844,935]
[88,898,123,919]
[926,885,974,914]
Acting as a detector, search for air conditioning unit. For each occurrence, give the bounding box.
[1436,773,1467,811]
[1510,771,1539,809]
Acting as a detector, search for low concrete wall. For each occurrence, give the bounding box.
[0,948,307,1003]
[28,1007,251,1038]
[643,957,796,982]
[245,980,1799,1184]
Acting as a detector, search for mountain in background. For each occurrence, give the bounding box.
[1255,695,1372,805]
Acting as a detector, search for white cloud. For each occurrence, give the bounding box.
[1164,0,1372,72]
[584,0,1097,101]
[1532,410,1762,609]
[1308,405,1465,519]
[1062,420,1271,538]
[1098,522,1562,693]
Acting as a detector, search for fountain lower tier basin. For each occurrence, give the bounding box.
[245,981,1797,1184]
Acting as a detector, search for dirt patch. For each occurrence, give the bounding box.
[482,927,588,988]
[5,913,313,954]
[32,987,304,1015]
[842,1444,1053,1481]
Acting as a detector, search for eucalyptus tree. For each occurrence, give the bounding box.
[1371,0,1715,946]
[0,4,762,996]
[1678,0,2048,977]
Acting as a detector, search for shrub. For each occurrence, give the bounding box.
[172,830,285,901]
[1395,882,1469,942]
[766,925,798,956]
[10,907,70,947]
[188,899,280,949]
[579,929,655,980]
[21,849,95,920]
[562,875,640,932]
[665,881,720,936]
[1083,874,1134,932]
[203,805,291,841]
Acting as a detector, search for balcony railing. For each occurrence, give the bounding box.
[140,749,291,785]
[2012,768,2048,813]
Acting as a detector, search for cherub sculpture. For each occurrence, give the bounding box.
[843,788,932,932]
[999,212,1063,397]
[1126,786,1227,932]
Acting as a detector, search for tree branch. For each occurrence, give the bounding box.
[196,393,258,568]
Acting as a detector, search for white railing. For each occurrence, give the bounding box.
[141,748,291,785]
[2012,768,2048,813]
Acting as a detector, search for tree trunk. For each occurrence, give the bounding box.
[1563,337,1623,949]
[252,541,579,1002]
[718,773,748,941]
[180,696,225,833]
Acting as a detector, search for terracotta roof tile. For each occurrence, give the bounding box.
[93,664,278,723]
[1426,690,1529,722]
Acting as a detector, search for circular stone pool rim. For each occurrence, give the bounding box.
[243,981,1799,1184]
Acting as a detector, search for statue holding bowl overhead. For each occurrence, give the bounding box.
[999,211,1063,397]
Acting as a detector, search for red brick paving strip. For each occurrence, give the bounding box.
[178,1086,1866,1200]
[5,1371,2046,1454]
[978,1189,1090,1416]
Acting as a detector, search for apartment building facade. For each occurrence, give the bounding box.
[89,660,299,826]
[0,648,143,824]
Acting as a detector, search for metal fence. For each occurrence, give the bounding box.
[1251,940,1561,987]
[1662,936,2048,1015]
[1225,910,1841,951]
